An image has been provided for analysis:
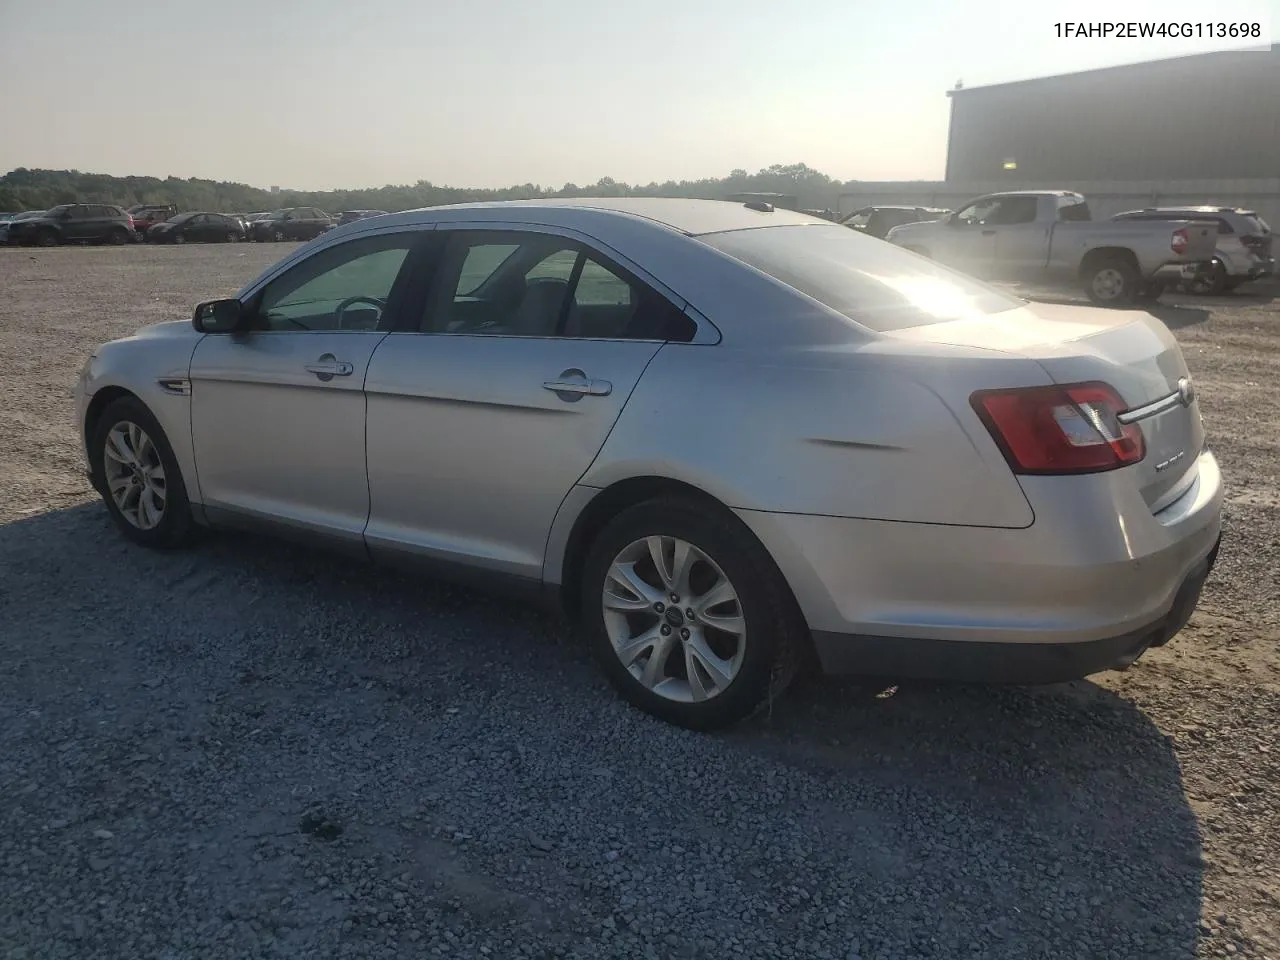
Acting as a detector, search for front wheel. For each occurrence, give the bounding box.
[90,396,195,549]
[272,229,285,242]
[108,228,129,246]
[581,497,807,730]
[1085,257,1140,306]
[35,229,59,247]
[225,231,239,243]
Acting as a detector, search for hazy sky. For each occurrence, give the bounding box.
[0,0,1274,190]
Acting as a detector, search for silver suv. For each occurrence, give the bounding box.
[1112,207,1274,294]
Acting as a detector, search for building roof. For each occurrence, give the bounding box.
[948,43,1279,97]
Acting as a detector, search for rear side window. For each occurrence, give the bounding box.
[1241,215,1269,235]
[701,224,1023,332]
[1057,200,1092,222]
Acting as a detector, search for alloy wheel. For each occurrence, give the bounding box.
[103,421,167,530]
[602,536,746,702]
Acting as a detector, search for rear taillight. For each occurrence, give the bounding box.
[1171,228,1189,254]
[971,382,1145,475]
[1240,235,1264,251]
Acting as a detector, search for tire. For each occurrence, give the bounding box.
[1084,256,1140,306]
[272,229,285,242]
[89,396,195,550]
[174,233,185,244]
[1135,280,1166,303]
[225,231,238,243]
[580,496,807,731]
[108,228,129,246]
[1185,261,1228,296]
[35,229,59,247]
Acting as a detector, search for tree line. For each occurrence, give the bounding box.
[0,164,855,216]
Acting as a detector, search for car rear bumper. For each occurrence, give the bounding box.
[809,533,1219,682]
[1152,261,1207,281]
[737,449,1223,683]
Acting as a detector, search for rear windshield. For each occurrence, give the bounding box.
[699,224,1023,331]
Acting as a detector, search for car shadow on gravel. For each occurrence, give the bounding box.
[0,504,1207,958]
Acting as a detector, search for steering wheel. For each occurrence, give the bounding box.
[335,295,387,330]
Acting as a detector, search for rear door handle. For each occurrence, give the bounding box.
[304,354,354,381]
[543,369,612,400]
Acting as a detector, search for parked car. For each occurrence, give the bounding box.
[338,210,390,226]
[146,212,246,244]
[6,204,136,246]
[1111,206,1274,295]
[841,205,949,239]
[0,209,46,244]
[250,208,334,242]
[886,191,1218,305]
[74,198,1223,730]
[127,204,178,237]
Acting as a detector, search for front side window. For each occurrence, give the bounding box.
[701,224,1024,332]
[423,231,694,341]
[953,198,1002,226]
[255,233,416,332]
[988,196,1038,225]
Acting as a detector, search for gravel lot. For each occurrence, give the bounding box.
[1,243,1277,960]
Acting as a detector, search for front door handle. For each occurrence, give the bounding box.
[304,353,354,382]
[543,368,613,401]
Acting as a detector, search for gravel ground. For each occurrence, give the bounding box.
[1,244,1277,960]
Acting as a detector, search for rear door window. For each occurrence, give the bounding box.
[700,224,1023,332]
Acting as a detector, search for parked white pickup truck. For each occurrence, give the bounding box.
[885,191,1218,306]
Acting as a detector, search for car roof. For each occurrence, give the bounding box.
[383,197,824,236]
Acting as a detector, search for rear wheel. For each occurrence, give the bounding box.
[1135,280,1166,303]
[1085,256,1140,306]
[108,227,129,245]
[581,497,807,730]
[1185,261,1228,296]
[90,396,194,550]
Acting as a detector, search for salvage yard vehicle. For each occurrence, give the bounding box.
[6,203,136,246]
[1111,206,1275,295]
[886,190,1217,305]
[250,207,335,242]
[840,205,950,239]
[0,209,45,243]
[74,198,1223,730]
[146,212,246,244]
[127,203,178,237]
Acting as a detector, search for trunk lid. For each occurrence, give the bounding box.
[890,301,1204,508]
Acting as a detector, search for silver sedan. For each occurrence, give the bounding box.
[74,198,1224,730]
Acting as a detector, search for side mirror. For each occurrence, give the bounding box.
[193,298,247,334]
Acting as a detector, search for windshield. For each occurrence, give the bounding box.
[700,224,1023,332]
[266,209,288,219]
[167,213,196,224]
[44,205,71,217]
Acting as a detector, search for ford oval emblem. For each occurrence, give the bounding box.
[1177,377,1195,407]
